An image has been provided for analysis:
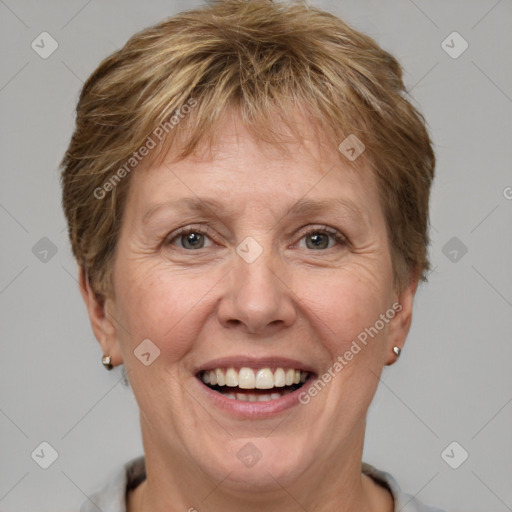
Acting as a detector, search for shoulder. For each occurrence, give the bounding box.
[80,456,145,512]
[362,462,448,512]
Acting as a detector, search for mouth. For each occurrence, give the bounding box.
[197,367,312,403]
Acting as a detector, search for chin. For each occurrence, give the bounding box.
[204,436,311,492]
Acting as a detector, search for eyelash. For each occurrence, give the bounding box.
[165,224,348,250]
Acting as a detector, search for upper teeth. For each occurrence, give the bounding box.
[201,367,308,389]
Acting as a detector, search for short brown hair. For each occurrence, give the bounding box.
[61,0,435,299]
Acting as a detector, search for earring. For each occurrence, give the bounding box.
[102,355,113,370]
[392,346,401,358]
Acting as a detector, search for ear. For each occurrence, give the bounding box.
[385,270,420,366]
[78,265,123,367]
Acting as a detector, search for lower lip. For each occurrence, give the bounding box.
[195,376,315,419]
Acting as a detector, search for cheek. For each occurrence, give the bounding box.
[293,263,393,351]
[302,270,393,416]
[113,260,222,367]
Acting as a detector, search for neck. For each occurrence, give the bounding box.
[128,419,393,512]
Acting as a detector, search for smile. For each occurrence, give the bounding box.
[198,367,311,403]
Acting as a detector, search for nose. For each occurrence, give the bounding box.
[217,246,297,335]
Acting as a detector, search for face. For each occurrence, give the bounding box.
[84,109,415,493]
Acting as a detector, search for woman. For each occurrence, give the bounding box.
[60,1,444,510]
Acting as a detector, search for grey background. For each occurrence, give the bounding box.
[0,1,511,511]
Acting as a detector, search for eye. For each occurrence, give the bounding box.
[297,226,347,250]
[165,226,215,250]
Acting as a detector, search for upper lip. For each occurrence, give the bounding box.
[195,356,317,375]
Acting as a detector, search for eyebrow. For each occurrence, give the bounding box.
[284,197,367,224]
[142,196,368,226]
[142,197,236,224]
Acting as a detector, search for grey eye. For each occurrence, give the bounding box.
[180,232,206,249]
[300,230,340,250]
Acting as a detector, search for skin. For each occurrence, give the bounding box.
[80,108,417,512]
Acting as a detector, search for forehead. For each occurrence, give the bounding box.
[125,108,380,224]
